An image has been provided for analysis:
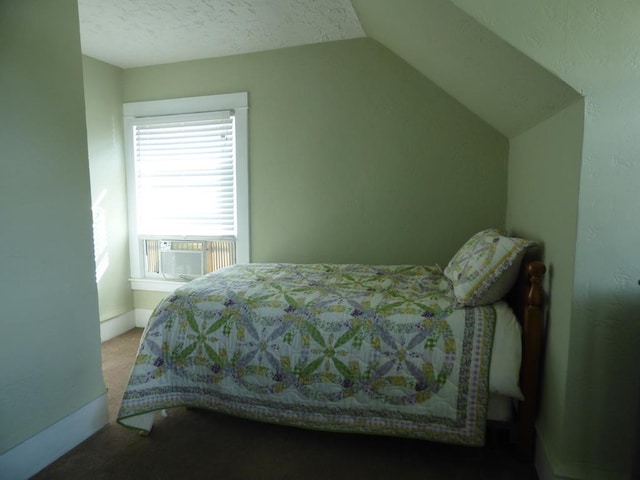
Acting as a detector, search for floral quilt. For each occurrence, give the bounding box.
[118,263,496,446]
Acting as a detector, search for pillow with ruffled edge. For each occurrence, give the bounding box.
[444,229,535,307]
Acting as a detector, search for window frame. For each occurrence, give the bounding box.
[123,93,249,292]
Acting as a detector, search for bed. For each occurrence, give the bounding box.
[117,229,546,461]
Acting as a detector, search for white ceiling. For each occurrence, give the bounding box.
[78,0,365,69]
[77,0,583,138]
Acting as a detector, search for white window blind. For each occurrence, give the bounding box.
[124,92,249,289]
[132,110,236,238]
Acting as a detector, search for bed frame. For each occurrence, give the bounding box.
[505,257,546,462]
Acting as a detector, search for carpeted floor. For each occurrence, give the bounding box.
[32,328,538,479]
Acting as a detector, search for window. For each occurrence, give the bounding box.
[124,93,249,291]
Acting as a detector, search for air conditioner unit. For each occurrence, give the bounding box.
[158,240,205,278]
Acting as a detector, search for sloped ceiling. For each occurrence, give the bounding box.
[450,0,640,96]
[78,0,583,138]
[351,0,581,137]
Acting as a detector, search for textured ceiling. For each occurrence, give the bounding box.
[77,0,584,138]
[78,0,365,68]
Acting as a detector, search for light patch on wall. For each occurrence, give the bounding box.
[92,189,109,282]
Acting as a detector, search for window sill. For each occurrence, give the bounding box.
[129,278,188,292]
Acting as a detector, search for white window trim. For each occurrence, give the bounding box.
[129,277,186,293]
[124,93,249,291]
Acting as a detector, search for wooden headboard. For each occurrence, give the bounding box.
[505,257,546,462]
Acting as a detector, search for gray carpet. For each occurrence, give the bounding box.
[32,328,538,479]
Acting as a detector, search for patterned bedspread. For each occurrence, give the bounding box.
[118,263,496,446]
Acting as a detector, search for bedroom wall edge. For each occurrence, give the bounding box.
[0,393,108,480]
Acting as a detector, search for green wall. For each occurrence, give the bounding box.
[506,99,585,476]
[123,38,509,271]
[0,0,106,455]
[133,290,169,311]
[83,56,134,322]
[509,89,640,480]
[440,3,640,475]
[561,83,640,479]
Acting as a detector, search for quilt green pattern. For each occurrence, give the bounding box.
[118,263,496,446]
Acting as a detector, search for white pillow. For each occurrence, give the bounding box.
[489,301,524,400]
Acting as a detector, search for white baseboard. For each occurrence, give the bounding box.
[0,393,108,480]
[99,309,153,342]
[100,310,136,342]
[135,308,153,328]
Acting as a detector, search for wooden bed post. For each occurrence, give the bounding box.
[517,260,546,462]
